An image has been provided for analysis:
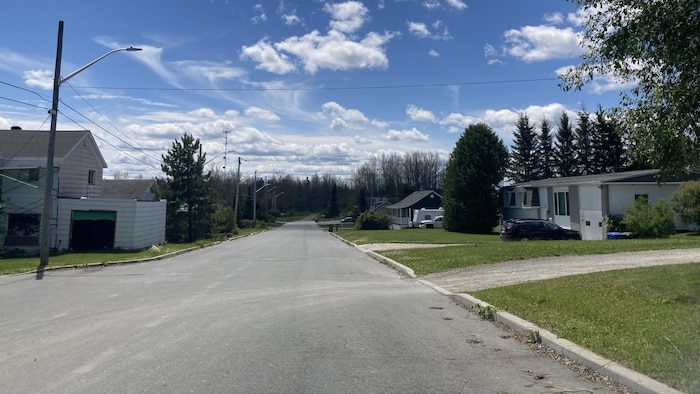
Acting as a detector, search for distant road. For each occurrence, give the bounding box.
[0,220,610,393]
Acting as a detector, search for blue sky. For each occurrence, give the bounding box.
[0,0,628,179]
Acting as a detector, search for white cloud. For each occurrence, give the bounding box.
[543,12,564,25]
[444,0,467,10]
[251,3,267,24]
[503,25,585,62]
[325,1,368,34]
[408,22,430,38]
[321,101,387,131]
[283,14,303,26]
[275,30,394,74]
[440,112,479,128]
[428,49,440,57]
[75,94,177,108]
[245,106,281,122]
[423,0,440,10]
[353,135,372,144]
[240,40,297,74]
[95,38,182,87]
[556,65,637,94]
[173,60,246,82]
[383,128,429,142]
[406,105,436,123]
[22,69,53,90]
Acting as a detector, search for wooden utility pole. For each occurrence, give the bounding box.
[233,157,241,229]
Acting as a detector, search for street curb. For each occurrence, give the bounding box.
[327,232,417,278]
[19,231,264,275]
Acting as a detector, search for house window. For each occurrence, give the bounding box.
[523,189,540,207]
[634,194,649,202]
[5,213,40,246]
[18,169,39,182]
[504,191,516,207]
[554,191,570,216]
[88,170,95,185]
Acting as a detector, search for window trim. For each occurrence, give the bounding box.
[88,170,96,185]
[554,191,570,216]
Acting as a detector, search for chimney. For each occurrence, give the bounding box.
[10,126,22,131]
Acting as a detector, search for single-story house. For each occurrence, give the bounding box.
[386,190,442,228]
[501,169,700,240]
[0,128,165,252]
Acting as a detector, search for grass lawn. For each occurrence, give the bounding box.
[473,263,700,393]
[0,227,262,275]
[336,229,700,275]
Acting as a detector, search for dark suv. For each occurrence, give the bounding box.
[500,219,581,241]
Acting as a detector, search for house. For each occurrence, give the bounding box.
[501,169,700,240]
[386,190,442,228]
[0,128,165,252]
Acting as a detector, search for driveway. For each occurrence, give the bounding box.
[0,221,611,393]
[423,248,700,292]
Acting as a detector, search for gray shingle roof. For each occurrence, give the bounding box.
[0,130,89,160]
[386,190,441,209]
[516,169,661,187]
[101,179,157,200]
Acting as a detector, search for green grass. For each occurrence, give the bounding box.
[473,264,700,393]
[336,230,700,275]
[0,227,263,275]
[276,211,314,223]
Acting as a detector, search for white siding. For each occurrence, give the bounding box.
[132,200,167,248]
[578,185,604,240]
[608,183,692,230]
[538,187,549,219]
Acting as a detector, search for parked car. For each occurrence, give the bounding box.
[500,219,581,241]
[341,216,354,223]
[419,216,444,229]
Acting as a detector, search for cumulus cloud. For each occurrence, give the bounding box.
[407,21,452,40]
[543,12,564,25]
[444,0,467,10]
[283,14,303,26]
[325,1,368,33]
[406,105,437,123]
[321,101,387,131]
[408,22,430,38]
[240,40,297,74]
[245,106,281,122]
[423,0,440,9]
[22,69,53,89]
[556,65,637,94]
[503,25,585,62]
[428,49,440,57]
[383,128,429,142]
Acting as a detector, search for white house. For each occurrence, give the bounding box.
[0,128,165,252]
[502,169,700,240]
[386,190,442,228]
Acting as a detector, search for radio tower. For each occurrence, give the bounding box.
[223,130,229,169]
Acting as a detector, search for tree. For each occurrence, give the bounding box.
[443,124,508,233]
[671,181,700,228]
[560,0,700,175]
[160,133,212,242]
[537,119,556,179]
[575,107,594,175]
[357,188,369,213]
[554,112,577,177]
[508,113,539,183]
[591,106,626,173]
[327,183,339,217]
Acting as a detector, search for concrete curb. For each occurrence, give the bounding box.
[328,232,417,278]
[20,231,264,276]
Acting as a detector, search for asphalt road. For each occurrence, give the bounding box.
[0,221,611,393]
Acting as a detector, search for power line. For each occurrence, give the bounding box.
[61,83,160,162]
[0,95,50,110]
[0,80,51,102]
[59,110,161,170]
[69,77,560,92]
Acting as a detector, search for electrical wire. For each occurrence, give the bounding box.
[0,80,51,102]
[0,95,50,110]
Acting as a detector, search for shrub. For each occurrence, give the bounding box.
[622,198,675,238]
[211,205,235,235]
[604,214,626,232]
[355,211,390,230]
[671,180,700,227]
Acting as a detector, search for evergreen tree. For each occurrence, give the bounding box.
[591,105,627,173]
[357,188,369,213]
[537,119,555,179]
[508,113,539,183]
[327,183,339,217]
[161,133,213,242]
[575,107,594,175]
[554,112,578,177]
[443,124,508,233]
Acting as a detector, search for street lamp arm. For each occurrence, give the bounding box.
[255,183,269,193]
[60,46,142,85]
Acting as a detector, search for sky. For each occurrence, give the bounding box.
[0,0,630,180]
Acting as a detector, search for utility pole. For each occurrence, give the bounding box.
[39,21,64,265]
[233,156,241,229]
[253,170,257,222]
[222,130,229,170]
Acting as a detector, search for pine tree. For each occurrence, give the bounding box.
[508,113,539,183]
[575,107,594,175]
[443,124,508,233]
[537,119,555,179]
[327,183,339,217]
[591,106,626,173]
[554,112,577,177]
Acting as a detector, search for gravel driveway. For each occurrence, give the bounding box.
[423,248,700,292]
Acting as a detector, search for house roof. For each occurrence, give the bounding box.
[515,169,663,188]
[0,129,107,168]
[102,179,157,200]
[386,190,441,209]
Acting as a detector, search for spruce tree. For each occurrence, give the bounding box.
[554,112,577,177]
[508,113,539,183]
[591,105,626,173]
[575,107,594,175]
[443,124,508,233]
[537,119,555,179]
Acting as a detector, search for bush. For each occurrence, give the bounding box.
[604,214,626,232]
[622,198,675,238]
[211,205,235,235]
[671,180,700,227]
[355,211,390,230]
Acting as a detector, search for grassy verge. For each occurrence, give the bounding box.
[276,211,314,223]
[335,230,700,275]
[0,227,262,275]
[473,264,700,393]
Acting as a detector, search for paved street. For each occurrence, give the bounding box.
[0,220,611,393]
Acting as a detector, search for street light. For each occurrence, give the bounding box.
[252,172,268,223]
[273,191,285,211]
[39,20,141,265]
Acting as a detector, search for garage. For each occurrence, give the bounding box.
[70,210,116,250]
